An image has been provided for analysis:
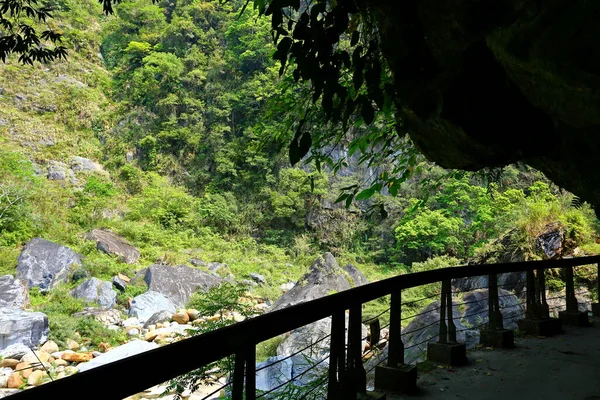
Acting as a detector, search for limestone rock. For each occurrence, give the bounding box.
[143,264,222,307]
[76,340,158,373]
[0,309,48,350]
[71,278,117,308]
[85,229,139,264]
[39,341,58,355]
[128,291,176,322]
[16,238,82,291]
[0,276,29,309]
[142,310,173,329]
[126,328,140,337]
[72,307,122,326]
[271,253,359,311]
[0,389,21,398]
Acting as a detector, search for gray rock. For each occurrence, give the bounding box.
[16,238,82,291]
[76,340,158,373]
[72,307,122,326]
[0,309,49,350]
[143,310,173,329]
[128,291,176,322]
[85,229,140,264]
[0,275,29,309]
[71,156,104,173]
[271,253,354,311]
[47,164,66,180]
[143,264,222,307]
[189,259,207,267]
[453,272,526,298]
[343,264,369,287]
[280,282,294,292]
[112,275,127,292]
[0,343,31,359]
[125,151,134,163]
[207,262,228,274]
[256,356,293,392]
[239,279,258,287]
[71,268,90,283]
[249,273,266,285]
[54,75,86,88]
[71,278,117,308]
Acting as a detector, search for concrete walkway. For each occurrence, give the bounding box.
[390,319,600,400]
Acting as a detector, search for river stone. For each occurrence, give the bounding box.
[85,229,140,264]
[0,309,49,350]
[271,253,359,311]
[71,278,117,308]
[16,238,82,291]
[0,275,29,309]
[76,340,158,373]
[143,264,222,307]
[129,291,176,322]
[72,307,122,326]
[143,310,173,329]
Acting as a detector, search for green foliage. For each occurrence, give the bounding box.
[30,286,85,316]
[168,282,256,396]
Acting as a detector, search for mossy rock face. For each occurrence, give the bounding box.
[372,0,600,212]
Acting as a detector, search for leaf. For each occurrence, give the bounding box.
[334,193,348,204]
[361,100,375,125]
[355,188,374,201]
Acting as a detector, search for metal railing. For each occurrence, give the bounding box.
[9,255,600,400]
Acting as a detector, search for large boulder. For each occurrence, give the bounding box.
[72,307,122,326]
[16,238,82,291]
[143,264,222,307]
[256,356,293,392]
[0,276,29,309]
[271,253,362,311]
[343,264,369,287]
[76,340,158,372]
[85,229,140,264]
[0,309,49,350]
[275,316,367,387]
[71,278,117,308]
[128,291,176,322]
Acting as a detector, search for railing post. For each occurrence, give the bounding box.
[231,346,256,400]
[480,273,514,348]
[559,265,589,326]
[427,280,467,366]
[374,290,417,394]
[346,305,366,397]
[438,281,448,344]
[518,267,563,336]
[593,263,600,316]
[327,310,345,400]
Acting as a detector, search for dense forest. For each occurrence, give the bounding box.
[0,0,599,396]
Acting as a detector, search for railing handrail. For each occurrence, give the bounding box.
[10,255,600,400]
